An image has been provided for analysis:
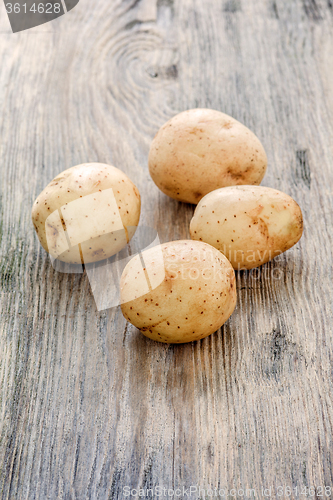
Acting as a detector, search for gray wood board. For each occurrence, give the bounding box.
[0,0,333,498]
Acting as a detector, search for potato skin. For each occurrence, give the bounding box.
[148,108,267,204]
[190,186,303,270]
[31,163,141,264]
[120,240,236,344]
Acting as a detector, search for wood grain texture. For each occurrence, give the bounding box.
[0,0,333,498]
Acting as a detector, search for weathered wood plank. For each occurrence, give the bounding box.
[1,0,333,498]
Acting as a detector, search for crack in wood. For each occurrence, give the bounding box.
[302,0,322,21]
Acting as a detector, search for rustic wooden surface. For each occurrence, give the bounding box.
[1,0,333,498]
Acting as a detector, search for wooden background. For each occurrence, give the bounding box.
[1,0,333,498]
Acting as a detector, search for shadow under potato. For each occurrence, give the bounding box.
[155,194,196,242]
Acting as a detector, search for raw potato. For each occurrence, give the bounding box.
[120,240,236,344]
[190,186,303,270]
[148,108,267,204]
[32,163,141,264]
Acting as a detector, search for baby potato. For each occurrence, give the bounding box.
[31,163,141,264]
[190,186,303,270]
[120,240,236,344]
[148,108,267,204]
